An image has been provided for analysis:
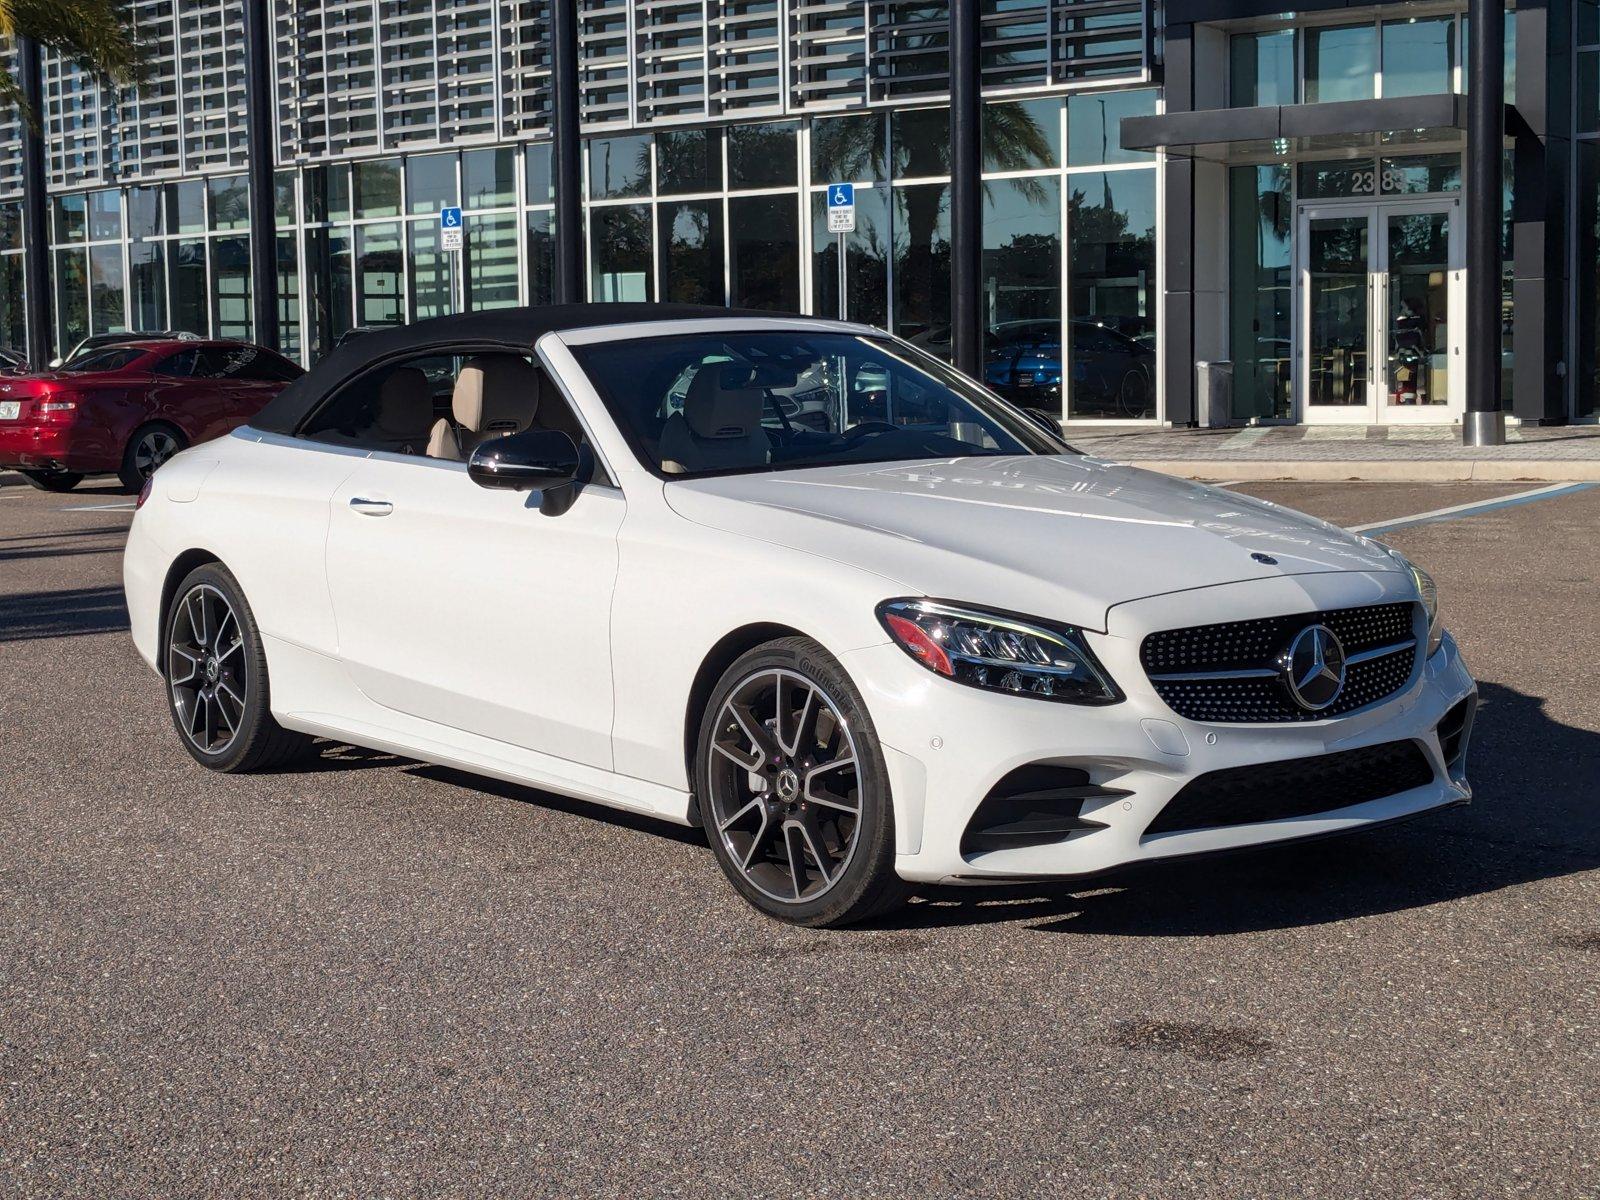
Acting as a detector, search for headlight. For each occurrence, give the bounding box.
[1386,550,1443,656]
[876,599,1122,705]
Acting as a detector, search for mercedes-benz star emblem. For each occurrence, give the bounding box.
[1281,624,1346,711]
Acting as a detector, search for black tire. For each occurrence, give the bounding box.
[118,422,187,493]
[163,562,312,773]
[18,469,84,492]
[1118,371,1149,418]
[696,636,906,927]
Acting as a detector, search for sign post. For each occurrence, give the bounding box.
[826,184,855,322]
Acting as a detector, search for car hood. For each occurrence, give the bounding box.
[663,455,1401,631]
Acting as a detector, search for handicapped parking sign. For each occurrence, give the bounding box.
[826,183,855,234]
[440,206,464,250]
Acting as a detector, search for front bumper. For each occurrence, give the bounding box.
[842,576,1476,886]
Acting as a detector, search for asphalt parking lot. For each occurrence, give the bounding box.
[1,473,1596,1197]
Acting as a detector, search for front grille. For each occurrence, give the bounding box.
[1141,602,1418,723]
[1144,740,1435,837]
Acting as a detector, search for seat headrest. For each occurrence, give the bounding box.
[373,367,432,437]
[454,355,539,434]
[684,364,763,440]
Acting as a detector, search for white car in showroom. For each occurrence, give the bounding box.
[123,305,1477,927]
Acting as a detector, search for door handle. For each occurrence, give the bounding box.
[348,496,394,517]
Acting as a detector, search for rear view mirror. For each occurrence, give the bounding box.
[469,428,583,513]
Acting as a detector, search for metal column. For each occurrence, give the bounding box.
[243,0,280,351]
[18,37,51,367]
[948,0,982,378]
[552,0,583,305]
[1464,0,1507,445]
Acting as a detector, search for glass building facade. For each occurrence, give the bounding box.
[0,1,1590,425]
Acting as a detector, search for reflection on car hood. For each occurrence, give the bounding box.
[663,455,1402,631]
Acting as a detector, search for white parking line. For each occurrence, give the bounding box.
[1349,482,1596,536]
[60,501,137,512]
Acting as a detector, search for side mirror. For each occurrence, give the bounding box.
[469,428,582,513]
[1020,407,1065,441]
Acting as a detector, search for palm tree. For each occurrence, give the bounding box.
[0,0,143,124]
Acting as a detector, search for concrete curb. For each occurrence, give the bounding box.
[1122,459,1600,483]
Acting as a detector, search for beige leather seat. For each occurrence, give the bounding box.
[658,365,770,475]
[427,355,540,461]
[369,367,433,455]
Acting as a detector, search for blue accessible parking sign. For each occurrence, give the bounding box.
[826,183,855,233]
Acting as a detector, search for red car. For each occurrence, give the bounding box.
[0,338,303,492]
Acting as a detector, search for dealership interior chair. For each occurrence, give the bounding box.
[658,365,770,475]
[427,354,540,461]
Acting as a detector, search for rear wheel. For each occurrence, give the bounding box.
[164,563,312,773]
[119,422,185,492]
[18,469,84,492]
[697,637,905,927]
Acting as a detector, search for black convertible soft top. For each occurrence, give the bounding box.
[249,303,794,435]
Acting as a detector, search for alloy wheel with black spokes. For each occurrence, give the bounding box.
[168,583,248,758]
[698,638,905,926]
[162,563,312,773]
[120,424,186,491]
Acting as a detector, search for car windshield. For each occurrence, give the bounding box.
[59,346,151,373]
[572,331,1063,479]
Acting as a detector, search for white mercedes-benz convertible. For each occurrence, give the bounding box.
[123,305,1477,926]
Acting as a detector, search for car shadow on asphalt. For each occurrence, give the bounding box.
[0,585,130,641]
[870,682,1600,937]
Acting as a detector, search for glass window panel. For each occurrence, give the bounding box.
[893,182,951,350]
[1306,24,1376,103]
[1583,0,1599,43]
[1461,14,1518,102]
[88,190,122,241]
[892,108,949,178]
[1066,170,1157,419]
[811,186,888,327]
[275,171,297,224]
[1580,142,1600,416]
[52,194,87,244]
[1298,160,1380,200]
[981,178,1061,411]
[409,222,456,321]
[1382,18,1454,98]
[1231,30,1296,107]
[168,239,208,335]
[658,128,724,194]
[130,240,166,331]
[525,143,554,206]
[212,236,252,339]
[465,214,519,310]
[167,182,206,235]
[591,205,654,301]
[355,223,404,325]
[728,194,799,310]
[526,209,555,306]
[326,164,352,223]
[1228,164,1292,421]
[88,244,126,333]
[355,160,402,219]
[659,200,725,306]
[811,113,886,183]
[209,177,250,232]
[0,253,25,351]
[277,233,301,362]
[0,202,19,251]
[55,248,88,348]
[464,148,517,209]
[984,99,1059,173]
[728,123,798,190]
[1381,154,1461,194]
[588,134,652,200]
[1067,90,1156,166]
[326,231,355,350]
[407,153,458,214]
[127,187,163,240]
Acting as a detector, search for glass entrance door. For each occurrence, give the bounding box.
[1297,199,1462,424]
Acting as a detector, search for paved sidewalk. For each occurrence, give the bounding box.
[1064,423,1600,481]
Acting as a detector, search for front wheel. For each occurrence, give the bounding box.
[164,562,312,773]
[697,637,906,927]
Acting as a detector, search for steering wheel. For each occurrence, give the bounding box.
[842,420,898,441]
